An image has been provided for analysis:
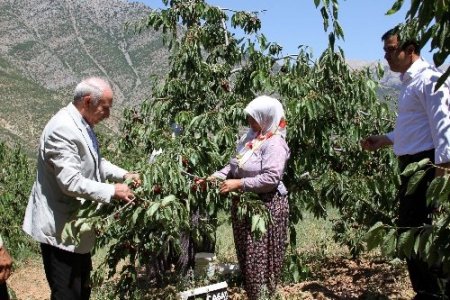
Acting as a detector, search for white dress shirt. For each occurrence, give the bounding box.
[386,58,450,164]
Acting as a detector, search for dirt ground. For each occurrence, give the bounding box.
[8,256,414,300]
[8,259,50,300]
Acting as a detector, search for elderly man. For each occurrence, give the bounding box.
[361,26,450,299]
[23,77,140,299]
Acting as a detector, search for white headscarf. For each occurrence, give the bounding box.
[236,95,287,167]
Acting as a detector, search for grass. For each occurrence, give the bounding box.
[294,207,344,256]
[215,207,343,264]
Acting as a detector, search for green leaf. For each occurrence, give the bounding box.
[132,207,143,225]
[406,170,426,195]
[439,175,450,202]
[401,158,430,177]
[436,66,450,90]
[257,219,267,235]
[397,228,417,258]
[124,177,134,186]
[161,195,176,207]
[414,226,433,255]
[61,222,75,244]
[386,0,404,15]
[426,176,446,206]
[163,207,172,220]
[146,202,161,217]
[365,221,386,251]
[74,217,87,228]
[407,0,421,19]
[251,214,260,233]
[380,228,397,256]
[79,222,92,235]
[366,79,376,90]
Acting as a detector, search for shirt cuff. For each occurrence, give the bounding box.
[0,235,3,249]
[106,184,116,203]
[385,132,394,143]
[212,172,227,180]
[241,178,248,191]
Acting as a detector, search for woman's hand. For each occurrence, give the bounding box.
[219,179,242,194]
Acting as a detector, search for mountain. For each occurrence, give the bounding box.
[347,59,450,106]
[0,0,169,152]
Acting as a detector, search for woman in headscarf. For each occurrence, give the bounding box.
[210,95,290,299]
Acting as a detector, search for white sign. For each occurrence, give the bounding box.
[178,282,228,300]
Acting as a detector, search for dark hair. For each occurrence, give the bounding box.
[381,25,420,55]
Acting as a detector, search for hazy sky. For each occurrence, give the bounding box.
[139,0,440,63]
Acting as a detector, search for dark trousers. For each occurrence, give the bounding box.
[397,150,450,299]
[0,282,9,300]
[41,243,92,300]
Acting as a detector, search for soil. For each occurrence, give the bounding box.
[8,256,414,300]
[8,259,50,300]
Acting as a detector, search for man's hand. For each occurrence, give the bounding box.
[123,173,141,188]
[0,247,12,283]
[360,135,393,151]
[219,179,242,194]
[114,183,135,203]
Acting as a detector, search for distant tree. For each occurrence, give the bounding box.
[0,142,36,259]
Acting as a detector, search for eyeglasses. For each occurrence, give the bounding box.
[383,45,399,53]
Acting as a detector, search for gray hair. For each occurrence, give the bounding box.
[73,77,111,105]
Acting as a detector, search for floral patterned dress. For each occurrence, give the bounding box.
[214,134,290,299]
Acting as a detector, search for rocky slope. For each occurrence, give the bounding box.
[0,0,168,151]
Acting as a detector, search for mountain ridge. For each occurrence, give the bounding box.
[0,0,169,151]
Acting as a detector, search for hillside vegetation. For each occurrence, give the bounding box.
[0,0,169,149]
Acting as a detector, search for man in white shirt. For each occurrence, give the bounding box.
[361,27,450,299]
[23,77,141,299]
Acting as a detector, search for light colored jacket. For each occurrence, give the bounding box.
[23,103,127,253]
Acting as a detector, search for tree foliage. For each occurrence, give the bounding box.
[387,0,450,87]
[64,1,400,297]
[62,0,450,298]
[0,142,37,258]
[366,159,450,273]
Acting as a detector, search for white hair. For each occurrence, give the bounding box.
[73,77,111,105]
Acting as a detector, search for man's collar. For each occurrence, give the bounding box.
[401,57,427,82]
[68,102,92,129]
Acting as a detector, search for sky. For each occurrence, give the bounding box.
[139,0,439,63]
